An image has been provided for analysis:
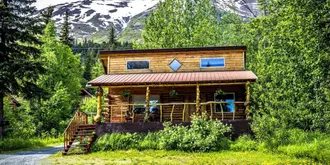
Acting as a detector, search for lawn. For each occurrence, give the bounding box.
[0,137,62,153]
[44,150,316,165]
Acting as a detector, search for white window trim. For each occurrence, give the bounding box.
[213,92,235,113]
[200,57,225,68]
[126,60,150,70]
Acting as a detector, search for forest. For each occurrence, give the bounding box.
[0,0,330,163]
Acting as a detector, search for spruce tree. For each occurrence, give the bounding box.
[60,10,73,47]
[0,0,44,138]
[108,25,116,50]
[41,6,54,25]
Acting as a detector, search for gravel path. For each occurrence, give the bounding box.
[0,146,62,165]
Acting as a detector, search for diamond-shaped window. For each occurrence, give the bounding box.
[169,58,182,72]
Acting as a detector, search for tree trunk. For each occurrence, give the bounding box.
[0,93,4,139]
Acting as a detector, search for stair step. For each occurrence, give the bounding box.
[79,124,96,128]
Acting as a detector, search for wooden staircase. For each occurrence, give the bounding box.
[63,111,97,155]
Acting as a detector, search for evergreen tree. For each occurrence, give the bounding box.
[136,0,221,49]
[60,10,73,47]
[40,6,54,25]
[0,0,44,138]
[108,25,116,50]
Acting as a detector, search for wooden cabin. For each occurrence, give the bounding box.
[63,46,257,154]
[88,46,257,124]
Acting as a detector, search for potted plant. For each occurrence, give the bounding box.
[120,89,131,99]
[215,89,225,97]
[169,89,178,97]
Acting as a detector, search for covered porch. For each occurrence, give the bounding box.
[88,71,257,123]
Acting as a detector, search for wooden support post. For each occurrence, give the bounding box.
[196,84,200,115]
[245,81,251,120]
[171,104,175,122]
[160,105,163,122]
[132,105,135,122]
[107,56,110,74]
[120,106,123,122]
[94,86,103,123]
[220,103,224,120]
[182,104,187,121]
[145,86,150,117]
[210,103,213,120]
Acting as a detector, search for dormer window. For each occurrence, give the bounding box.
[127,60,150,70]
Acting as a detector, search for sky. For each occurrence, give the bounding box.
[34,0,77,9]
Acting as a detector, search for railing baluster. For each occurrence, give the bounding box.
[210,103,213,120]
[160,105,163,122]
[171,104,175,122]
[120,106,123,122]
[182,104,186,121]
[132,104,135,122]
[220,103,224,121]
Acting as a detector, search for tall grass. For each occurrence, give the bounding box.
[0,137,62,152]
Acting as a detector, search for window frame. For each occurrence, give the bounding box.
[126,60,150,70]
[200,57,225,68]
[213,92,235,113]
[131,94,160,114]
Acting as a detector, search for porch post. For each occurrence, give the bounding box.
[245,81,251,120]
[196,84,201,115]
[145,86,150,117]
[94,86,103,123]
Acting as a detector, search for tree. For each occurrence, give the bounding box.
[40,6,54,25]
[60,10,73,47]
[0,0,44,138]
[31,21,82,136]
[108,25,116,50]
[246,0,330,142]
[136,0,221,49]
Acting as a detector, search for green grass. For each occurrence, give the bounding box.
[45,150,316,165]
[0,137,62,153]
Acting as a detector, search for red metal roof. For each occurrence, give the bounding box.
[88,71,257,86]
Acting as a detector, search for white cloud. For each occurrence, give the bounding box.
[34,0,78,9]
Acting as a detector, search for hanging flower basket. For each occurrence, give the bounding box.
[169,89,178,97]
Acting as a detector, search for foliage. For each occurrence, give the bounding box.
[0,0,45,137]
[247,0,330,141]
[136,0,221,49]
[28,21,83,136]
[79,97,97,113]
[108,25,116,50]
[119,89,131,98]
[230,135,258,151]
[92,114,231,152]
[60,10,73,47]
[0,137,62,152]
[169,89,178,97]
[215,89,226,97]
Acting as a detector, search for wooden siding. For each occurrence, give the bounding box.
[100,50,245,74]
[105,85,246,122]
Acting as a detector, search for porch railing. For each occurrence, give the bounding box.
[102,101,245,122]
[63,110,88,150]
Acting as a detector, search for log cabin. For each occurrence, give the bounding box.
[63,46,257,154]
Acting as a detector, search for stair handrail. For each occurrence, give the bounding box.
[63,110,88,150]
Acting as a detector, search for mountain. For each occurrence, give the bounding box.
[37,0,259,43]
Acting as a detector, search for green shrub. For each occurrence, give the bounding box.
[158,114,231,152]
[92,113,232,152]
[230,135,258,151]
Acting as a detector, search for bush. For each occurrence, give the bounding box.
[0,137,62,152]
[230,135,258,151]
[92,113,232,152]
[158,114,231,151]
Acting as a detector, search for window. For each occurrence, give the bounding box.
[214,93,235,113]
[132,95,160,114]
[168,58,182,71]
[200,58,225,68]
[127,60,150,70]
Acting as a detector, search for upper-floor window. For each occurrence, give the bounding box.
[127,60,150,70]
[200,58,225,68]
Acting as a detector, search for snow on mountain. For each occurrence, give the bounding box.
[39,0,159,39]
[37,0,258,41]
